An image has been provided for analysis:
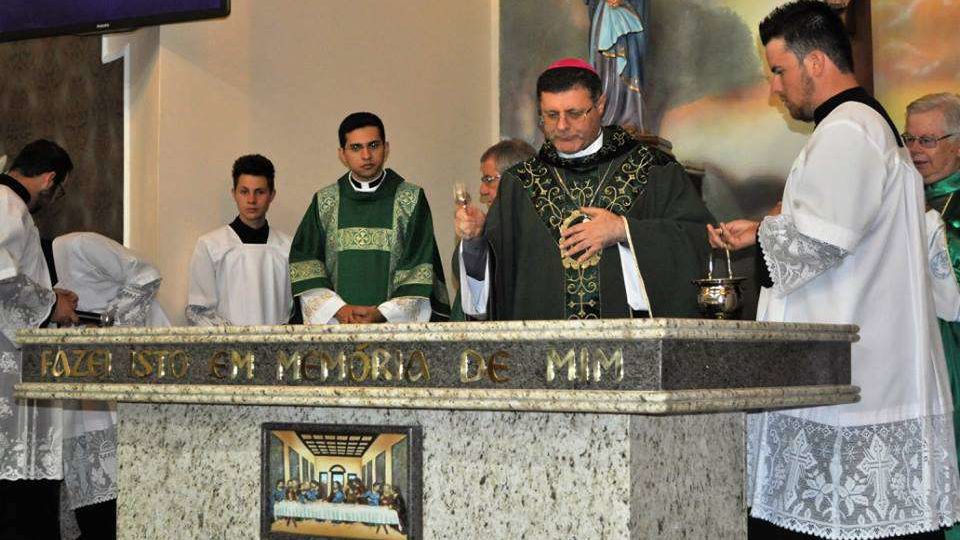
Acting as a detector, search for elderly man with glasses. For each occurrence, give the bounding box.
[910,92,960,540]
[450,139,535,321]
[454,58,713,321]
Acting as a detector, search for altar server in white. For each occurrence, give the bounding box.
[186,154,293,326]
[51,231,170,538]
[0,139,76,538]
[708,3,960,538]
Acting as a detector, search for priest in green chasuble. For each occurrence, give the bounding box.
[289,112,449,324]
[455,59,713,320]
[910,92,960,540]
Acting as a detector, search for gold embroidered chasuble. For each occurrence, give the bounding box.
[289,169,450,319]
[484,125,713,320]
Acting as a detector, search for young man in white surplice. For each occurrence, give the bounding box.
[185,154,293,326]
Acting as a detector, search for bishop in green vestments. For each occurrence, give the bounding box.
[908,92,960,540]
[290,112,449,324]
[455,59,713,320]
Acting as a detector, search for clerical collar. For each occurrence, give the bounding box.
[349,170,386,192]
[229,216,269,244]
[925,170,960,201]
[557,130,604,159]
[814,86,903,147]
[0,173,30,206]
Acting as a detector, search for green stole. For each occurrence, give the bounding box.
[289,169,450,319]
[510,126,661,319]
[925,171,960,540]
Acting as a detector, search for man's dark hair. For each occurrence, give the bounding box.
[232,154,275,191]
[9,139,73,186]
[536,67,603,102]
[759,0,854,73]
[338,112,386,148]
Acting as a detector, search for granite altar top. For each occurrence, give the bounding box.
[17,318,859,345]
[15,382,859,414]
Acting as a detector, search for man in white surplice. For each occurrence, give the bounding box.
[186,154,293,326]
[708,3,960,539]
[0,139,77,538]
[51,231,170,538]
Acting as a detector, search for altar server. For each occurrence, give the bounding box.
[186,154,293,326]
[0,139,76,539]
[289,112,450,324]
[51,231,169,539]
[708,3,960,538]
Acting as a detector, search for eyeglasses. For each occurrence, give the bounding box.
[480,174,501,184]
[539,105,595,126]
[901,133,957,149]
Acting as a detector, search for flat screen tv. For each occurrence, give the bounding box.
[0,0,230,43]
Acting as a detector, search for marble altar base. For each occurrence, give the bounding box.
[118,403,746,539]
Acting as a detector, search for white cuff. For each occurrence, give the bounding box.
[301,288,346,325]
[378,297,431,323]
[620,216,651,313]
[459,243,489,317]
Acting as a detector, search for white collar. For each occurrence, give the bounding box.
[556,130,604,159]
[349,170,386,192]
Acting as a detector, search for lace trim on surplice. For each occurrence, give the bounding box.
[759,214,847,296]
[748,412,960,539]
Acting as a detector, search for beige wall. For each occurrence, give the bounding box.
[120,0,496,323]
[361,433,406,486]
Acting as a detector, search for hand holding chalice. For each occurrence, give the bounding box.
[454,182,485,240]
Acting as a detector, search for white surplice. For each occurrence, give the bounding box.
[748,101,960,538]
[186,225,293,326]
[51,232,171,513]
[925,210,960,322]
[0,183,62,481]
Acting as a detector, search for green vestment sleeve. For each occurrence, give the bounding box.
[623,162,714,317]
[390,190,451,321]
[289,194,333,296]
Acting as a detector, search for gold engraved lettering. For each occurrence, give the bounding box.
[349,345,371,382]
[371,348,394,381]
[156,351,167,378]
[579,348,590,381]
[131,351,154,378]
[52,350,70,377]
[40,350,55,377]
[323,352,347,381]
[209,350,231,379]
[546,348,577,382]
[459,349,486,383]
[301,351,322,381]
[394,351,406,381]
[230,350,255,380]
[487,351,511,383]
[592,348,624,382]
[87,349,112,378]
[406,351,429,382]
[168,351,189,378]
[276,351,302,381]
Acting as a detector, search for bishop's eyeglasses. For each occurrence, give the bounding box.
[539,105,595,126]
[901,133,957,149]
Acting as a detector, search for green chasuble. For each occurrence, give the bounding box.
[926,171,960,540]
[484,125,714,320]
[288,169,450,321]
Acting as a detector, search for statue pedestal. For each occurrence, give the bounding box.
[16,319,858,539]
